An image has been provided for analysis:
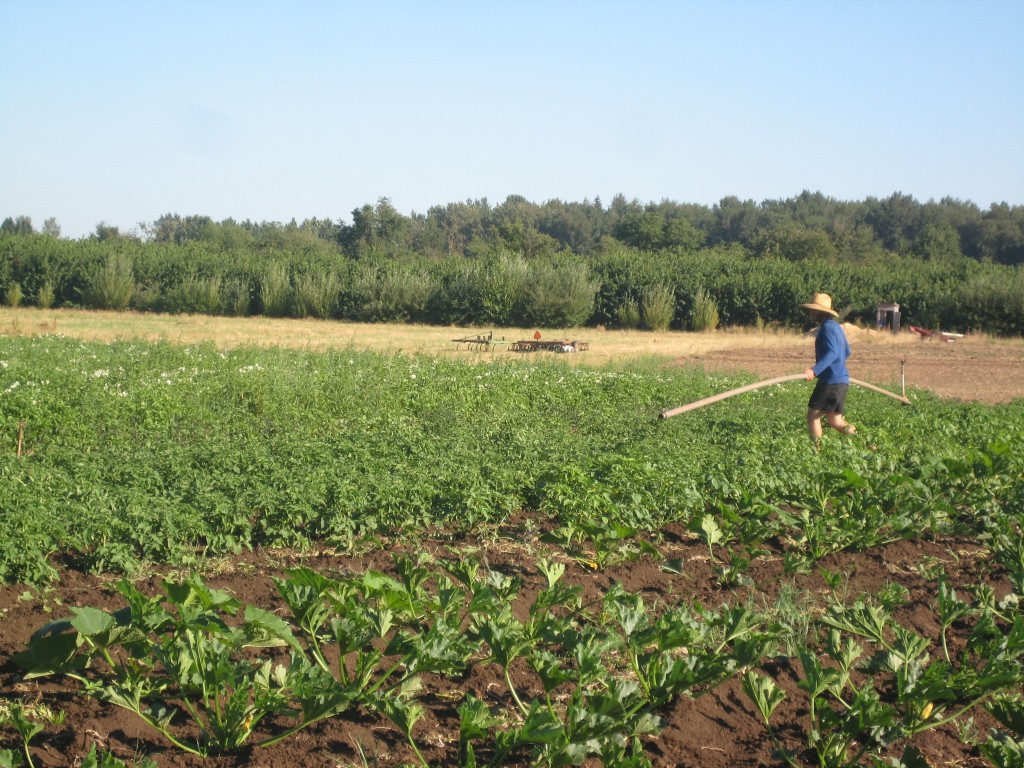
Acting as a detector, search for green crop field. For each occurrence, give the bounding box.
[1,333,1022,767]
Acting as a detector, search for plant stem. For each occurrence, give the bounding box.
[627,650,651,700]
[364,658,405,697]
[404,730,430,768]
[254,710,340,748]
[307,632,331,675]
[504,665,528,716]
[133,708,205,756]
[912,692,999,735]
[760,721,801,768]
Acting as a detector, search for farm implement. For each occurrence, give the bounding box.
[909,325,965,342]
[451,332,507,351]
[510,338,589,353]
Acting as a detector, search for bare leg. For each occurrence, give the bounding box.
[806,407,825,445]
[825,412,857,435]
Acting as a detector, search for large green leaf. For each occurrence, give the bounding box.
[70,606,116,637]
[242,605,301,650]
[12,631,85,678]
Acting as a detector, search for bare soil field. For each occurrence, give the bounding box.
[687,323,1024,405]
[0,309,1020,766]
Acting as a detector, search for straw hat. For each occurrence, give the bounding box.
[800,293,839,318]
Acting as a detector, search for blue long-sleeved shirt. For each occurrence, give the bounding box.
[812,318,851,384]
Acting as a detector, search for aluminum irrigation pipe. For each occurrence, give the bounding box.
[660,373,912,419]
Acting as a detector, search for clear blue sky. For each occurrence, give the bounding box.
[2,1,1022,239]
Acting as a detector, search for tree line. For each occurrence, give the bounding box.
[1,191,1022,335]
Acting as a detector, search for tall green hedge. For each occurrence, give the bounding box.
[1,233,1021,334]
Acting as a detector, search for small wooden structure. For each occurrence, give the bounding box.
[510,339,589,353]
[876,302,901,333]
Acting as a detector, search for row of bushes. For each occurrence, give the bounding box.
[0,237,722,330]
[2,234,1022,334]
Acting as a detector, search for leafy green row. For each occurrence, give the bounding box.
[15,557,771,766]
[1,335,1022,584]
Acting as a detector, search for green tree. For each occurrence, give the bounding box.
[426,199,491,258]
[753,224,837,262]
[833,223,888,263]
[341,198,411,258]
[430,253,529,326]
[93,222,123,241]
[977,203,1024,265]
[915,222,961,261]
[689,287,720,331]
[492,195,561,258]
[1,216,34,235]
[521,260,598,327]
[211,218,256,251]
[83,253,134,310]
[349,261,436,323]
[663,215,705,251]
[604,194,643,236]
[537,197,606,255]
[709,196,763,247]
[614,296,641,329]
[259,262,292,317]
[614,210,665,250]
[864,192,923,253]
[4,281,23,307]
[147,214,216,244]
[640,283,675,330]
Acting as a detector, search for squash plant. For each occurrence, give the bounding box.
[744,587,1024,767]
[14,575,358,756]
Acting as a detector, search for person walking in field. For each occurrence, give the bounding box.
[801,293,857,445]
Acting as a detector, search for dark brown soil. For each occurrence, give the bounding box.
[0,524,1009,768]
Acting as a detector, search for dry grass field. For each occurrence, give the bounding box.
[0,307,806,361]
[2,307,1022,402]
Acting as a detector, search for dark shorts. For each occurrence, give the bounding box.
[808,381,848,414]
